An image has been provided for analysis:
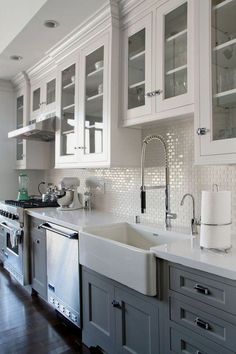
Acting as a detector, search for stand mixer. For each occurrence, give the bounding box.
[57,177,83,211]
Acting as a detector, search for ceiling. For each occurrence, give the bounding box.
[0,0,107,80]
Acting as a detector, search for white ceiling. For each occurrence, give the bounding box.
[0,0,107,80]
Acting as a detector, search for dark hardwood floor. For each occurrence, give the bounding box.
[0,266,90,354]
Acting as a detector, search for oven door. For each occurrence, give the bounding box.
[0,222,23,274]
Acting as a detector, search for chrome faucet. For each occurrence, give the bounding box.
[180,193,199,235]
[140,134,177,229]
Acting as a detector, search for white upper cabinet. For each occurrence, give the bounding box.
[195,0,236,164]
[13,73,52,170]
[123,13,153,120]
[30,70,56,121]
[122,0,194,126]
[55,28,140,169]
[156,0,194,112]
[55,53,79,166]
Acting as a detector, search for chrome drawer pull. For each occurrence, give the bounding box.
[111,300,122,309]
[194,284,209,295]
[194,317,210,330]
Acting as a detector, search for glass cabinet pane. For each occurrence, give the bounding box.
[128,29,146,109]
[16,139,23,161]
[46,79,56,105]
[60,64,76,156]
[164,3,187,99]
[85,46,104,154]
[212,0,236,141]
[16,95,23,128]
[33,88,41,111]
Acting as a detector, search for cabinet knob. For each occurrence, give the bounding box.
[145,90,163,97]
[36,239,40,244]
[78,146,86,150]
[197,128,208,136]
[111,300,122,309]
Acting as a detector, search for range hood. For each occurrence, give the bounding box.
[8,114,56,142]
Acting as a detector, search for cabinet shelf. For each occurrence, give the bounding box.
[213,38,236,52]
[213,88,236,107]
[166,29,187,43]
[62,129,75,135]
[62,82,75,91]
[62,103,75,113]
[87,67,103,78]
[17,105,24,111]
[213,0,234,11]
[87,93,103,102]
[166,64,187,76]
[129,50,145,62]
[128,80,145,90]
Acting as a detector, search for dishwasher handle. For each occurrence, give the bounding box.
[38,222,78,239]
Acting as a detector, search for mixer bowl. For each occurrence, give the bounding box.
[57,190,73,208]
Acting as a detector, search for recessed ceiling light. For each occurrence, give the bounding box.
[10,55,23,61]
[44,20,59,28]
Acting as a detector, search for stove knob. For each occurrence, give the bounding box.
[5,212,9,218]
[13,214,19,220]
[9,213,13,219]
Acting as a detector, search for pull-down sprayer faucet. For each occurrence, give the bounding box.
[140,134,177,229]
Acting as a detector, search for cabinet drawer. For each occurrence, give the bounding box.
[170,327,233,354]
[170,297,236,351]
[169,265,236,315]
[30,218,45,235]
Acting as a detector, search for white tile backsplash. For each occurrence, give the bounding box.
[45,119,236,233]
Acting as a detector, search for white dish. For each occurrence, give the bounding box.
[94,60,103,70]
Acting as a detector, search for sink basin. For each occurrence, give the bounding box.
[79,222,190,296]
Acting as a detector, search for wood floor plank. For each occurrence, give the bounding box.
[0,267,90,354]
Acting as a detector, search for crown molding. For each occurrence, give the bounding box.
[11,71,29,89]
[27,56,56,82]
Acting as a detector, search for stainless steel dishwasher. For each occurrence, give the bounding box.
[39,222,80,327]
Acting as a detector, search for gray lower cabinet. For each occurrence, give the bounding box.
[167,263,236,354]
[29,217,47,300]
[82,267,160,354]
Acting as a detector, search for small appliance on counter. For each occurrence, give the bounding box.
[57,177,83,211]
[200,184,232,251]
[17,173,29,201]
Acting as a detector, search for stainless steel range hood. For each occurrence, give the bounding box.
[8,114,56,142]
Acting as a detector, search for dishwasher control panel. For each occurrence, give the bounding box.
[49,295,79,327]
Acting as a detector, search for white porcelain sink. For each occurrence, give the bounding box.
[79,222,190,296]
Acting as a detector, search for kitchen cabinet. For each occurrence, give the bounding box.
[29,217,47,300]
[30,70,56,121]
[55,52,79,166]
[122,0,194,126]
[195,0,236,164]
[13,73,52,170]
[166,262,236,354]
[82,267,160,354]
[55,30,140,168]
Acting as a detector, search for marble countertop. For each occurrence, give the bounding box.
[152,235,236,280]
[26,207,236,281]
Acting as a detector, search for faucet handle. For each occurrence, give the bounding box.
[166,212,177,220]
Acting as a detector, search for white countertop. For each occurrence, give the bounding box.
[152,235,236,280]
[26,208,127,232]
[26,208,236,281]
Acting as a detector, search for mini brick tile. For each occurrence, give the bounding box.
[45,119,236,233]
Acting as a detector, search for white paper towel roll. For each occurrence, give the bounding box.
[201,191,231,225]
[200,224,231,249]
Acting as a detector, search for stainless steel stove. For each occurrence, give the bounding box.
[0,199,58,285]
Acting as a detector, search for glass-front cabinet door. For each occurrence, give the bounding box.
[123,13,152,121]
[197,0,236,161]
[45,77,56,115]
[156,0,193,112]
[16,94,25,164]
[79,35,109,164]
[31,86,41,121]
[55,54,79,165]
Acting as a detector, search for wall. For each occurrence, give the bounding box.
[44,118,236,233]
[0,81,18,199]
